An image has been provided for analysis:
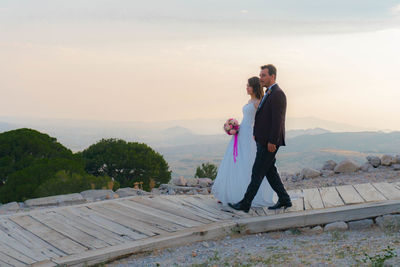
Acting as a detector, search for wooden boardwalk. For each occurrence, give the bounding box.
[1,182,400,266]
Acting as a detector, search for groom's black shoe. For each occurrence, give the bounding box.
[268,200,292,210]
[228,202,250,213]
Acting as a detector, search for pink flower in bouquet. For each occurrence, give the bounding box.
[223,118,240,136]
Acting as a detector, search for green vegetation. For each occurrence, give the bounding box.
[78,138,171,191]
[195,162,218,180]
[363,246,397,267]
[0,128,73,183]
[0,129,170,203]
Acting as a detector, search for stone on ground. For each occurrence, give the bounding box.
[172,177,187,186]
[80,189,115,201]
[381,154,396,166]
[116,188,149,197]
[300,168,321,179]
[0,201,20,214]
[322,160,337,170]
[348,219,374,230]
[367,156,381,168]
[324,221,348,231]
[25,193,86,207]
[334,160,360,173]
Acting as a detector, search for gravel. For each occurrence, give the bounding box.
[108,226,400,266]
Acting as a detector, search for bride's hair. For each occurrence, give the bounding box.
[248,76,263,100]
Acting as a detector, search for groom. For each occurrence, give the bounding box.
[229,64,291,212]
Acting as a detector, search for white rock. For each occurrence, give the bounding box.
[116,188,149,197]
[366,156,381,168]
[322,160,337,171]
[0,201,20,214]
[392,164,400,171]
[348,219,374,230]
[300,168,321,179]
[186,178,199,187]
[334,160,360,173]
[25,193,86,207]
[381,154,396,166]
[324,221,348,231]
[198,178,213,188]
[309,226,323,234]
[320,170,335,177]
[360,163,373,172]
[172,177,187,186]
[80,190,115,201]
[395,155,400,164]
[375,215,400,231]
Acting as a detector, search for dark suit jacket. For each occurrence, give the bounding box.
[253,84,286,147]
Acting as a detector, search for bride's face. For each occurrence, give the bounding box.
[246,83,254,96]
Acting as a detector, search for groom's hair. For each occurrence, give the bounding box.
[261,64,277,79]
[248,77,263,100]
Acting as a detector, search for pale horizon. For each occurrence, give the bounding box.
[1,1,400,131]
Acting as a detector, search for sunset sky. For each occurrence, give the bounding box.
[1,0,400,130]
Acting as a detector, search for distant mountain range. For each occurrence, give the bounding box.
[1,116,399,178]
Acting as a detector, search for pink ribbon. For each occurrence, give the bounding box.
[233,134,238,163]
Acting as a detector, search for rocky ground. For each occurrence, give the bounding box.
[108,225,400,267]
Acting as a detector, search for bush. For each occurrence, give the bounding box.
[0,158,115,203]
[195,162,218,180]
[79,139,171,191]
[0,128,73,183]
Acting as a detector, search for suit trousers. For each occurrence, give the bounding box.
[241,142,290,205]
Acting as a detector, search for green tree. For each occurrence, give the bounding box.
[195,162,218,180]
[79,139,171,191]
[0,128,73,183]
[0,158,115,203]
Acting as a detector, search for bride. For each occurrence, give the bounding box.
[212,77,274,207]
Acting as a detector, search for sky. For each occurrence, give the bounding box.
[1,0,400,131]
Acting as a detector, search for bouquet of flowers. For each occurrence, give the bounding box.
[223,118,239,162]
[223,118,239,135]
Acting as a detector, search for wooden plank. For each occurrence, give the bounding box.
[0,241,36,265]
[319,187,344,208]
[336,185,365,205]
[159,197,220,222]
[238,199,400,234]
[52,221,237,267]
[120,199,203,227]
[252,207,267,216]
[303,188,324,210]
[179,196,236,219]
[354,183,387,202]
[52,199,400,267]
[87,205,167,236]
[394,182,400,190]
[30,211,109,250]
[99,202,185,232]
[161,196,224,219]
[67,206,147,241]
[373,182,400,200]
[129,196,213,224]
[191,196,250,218]
[53,209,128,245]
[286,189,304,212]
[0,228,48,262]
[0,251,26,267]
[10,215,87,255]
[195,195,251,218]
[0,218,65,259]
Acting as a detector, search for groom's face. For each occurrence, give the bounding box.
[259,69,274,88]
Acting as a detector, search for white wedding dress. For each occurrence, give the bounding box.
[212,101,275,207]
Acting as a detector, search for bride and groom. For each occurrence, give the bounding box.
[212,64,292,213]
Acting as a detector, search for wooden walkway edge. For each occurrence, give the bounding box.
[35,199,400,267]
[1,181,400,267]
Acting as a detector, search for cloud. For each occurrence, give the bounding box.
[240,10,248,14]
[390,4,400,16]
